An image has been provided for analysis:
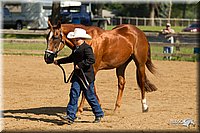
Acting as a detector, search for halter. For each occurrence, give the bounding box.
[45,30,65,57]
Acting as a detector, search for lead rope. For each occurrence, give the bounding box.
[57,32,75,83]
[58,64,67,83]
[58,64,74,83]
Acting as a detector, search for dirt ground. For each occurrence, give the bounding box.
[2,55,199,132]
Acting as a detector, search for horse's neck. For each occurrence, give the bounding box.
[61,25,74,35]
[61,24,104,35]
[60,24,105,49]
[61,24,86,33]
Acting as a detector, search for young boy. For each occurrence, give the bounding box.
[54,28,104,124]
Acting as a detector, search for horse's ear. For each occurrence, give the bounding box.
[48,19,53,30]
[57,20,61,29]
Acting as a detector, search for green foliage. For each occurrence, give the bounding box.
[171,3,198,19]
[104,3,149,17]
[104,3,198,19]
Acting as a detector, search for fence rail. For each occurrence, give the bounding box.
[1,29,199,36]
[1,29,199,60]
[108,17,199,27]
[2,38,199,59]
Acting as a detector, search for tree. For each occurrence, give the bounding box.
[104,2,198,19]
[91,3,104,17]
[171,3,197,19]
[182,2,187,18]
[51,1,61,25]
[104,3,149,17]
[149,3,156,26]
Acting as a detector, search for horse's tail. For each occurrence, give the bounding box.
[143,42,158,92]
[144,75,158,92]
[146,42,156,74]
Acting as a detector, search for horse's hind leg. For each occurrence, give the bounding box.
[136,64,149,112]
[133,53,149,112]
[114,58,132,112]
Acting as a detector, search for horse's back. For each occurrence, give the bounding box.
[114,24,149,64]
[97,24,149,67]
[112,24,146,37]
[113,24,149,49]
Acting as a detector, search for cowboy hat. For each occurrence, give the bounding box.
[67,28,92,39]
[166,23,171,27]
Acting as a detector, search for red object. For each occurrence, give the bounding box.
[182,23,200,32]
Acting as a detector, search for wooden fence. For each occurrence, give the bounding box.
[150,42,199,58]
[1,29,199,60]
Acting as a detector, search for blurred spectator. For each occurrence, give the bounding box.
[162,23,175,34]
[162,23,175,60]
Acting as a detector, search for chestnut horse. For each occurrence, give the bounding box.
[44,20,157,115]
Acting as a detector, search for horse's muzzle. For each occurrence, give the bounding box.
[44,50,57,64]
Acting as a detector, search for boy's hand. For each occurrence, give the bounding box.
[53,60,58,65]
[75,65,80,69]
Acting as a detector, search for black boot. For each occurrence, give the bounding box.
[60,115,74,125]
[93,116,102,123]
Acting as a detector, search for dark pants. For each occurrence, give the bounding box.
[66,76,104,121]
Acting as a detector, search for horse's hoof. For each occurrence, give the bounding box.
[113,108,121,115]
[76,112,82,119]
[142,107,149,113]
[77,116,81,120]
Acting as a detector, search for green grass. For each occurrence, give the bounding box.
[3,34,46,39]
[151,45,193,54]
[107,25,184,32]
[150,45,198,61]
[138,26,184,33]
[3,42,46,50]
[3,42,72,57]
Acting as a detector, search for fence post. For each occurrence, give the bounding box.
[144,17,146,26]
[136,17,138,26]
[128,18,130,24]
[120,17,122,25]
[159,18,162,26]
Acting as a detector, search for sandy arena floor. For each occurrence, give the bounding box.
[2,55,199,132]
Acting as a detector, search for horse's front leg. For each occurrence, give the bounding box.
[94,84,101,105]
[77,92,85,118]
[114,75,125,111]
[114,62,130,112]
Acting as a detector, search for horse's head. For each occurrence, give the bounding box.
[44,20,66,64]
